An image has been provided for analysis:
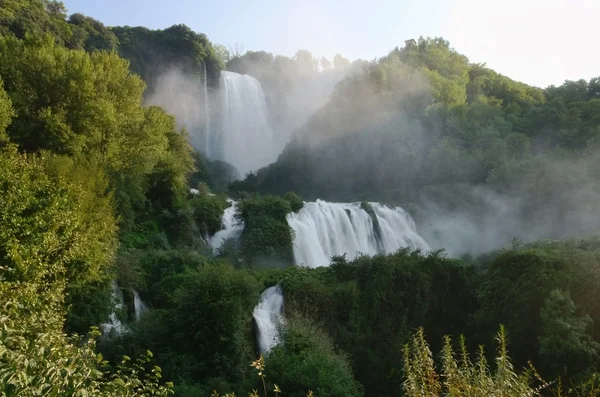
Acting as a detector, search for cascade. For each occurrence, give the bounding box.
[252,285,284,355]
[209,200,244,251]
[203,62,211,157]
[287,200,430,268]
[209,199,430,268]
[133,290,148,321]
[220,71,275,174]
[101,281,126,335]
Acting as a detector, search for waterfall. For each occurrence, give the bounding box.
[209,199,429,268]
[220,71,275,174]
[203,62,211,157]
[253,285,284,355]
[287,200,430,268]
[101,281,126,335]
[209,200,243,251]
[133,290,148,321]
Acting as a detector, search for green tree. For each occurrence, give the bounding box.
[265,316,364,397]
[0,78,13,142]
[538,289,600,379]
[68,13,119,52]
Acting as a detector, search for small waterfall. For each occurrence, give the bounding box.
[209,200,244,251]
[203,62,211,157]
[220,71,275,174]
[101,281,126,335]
[253,285,284,355]
[133,290,148,321]
[287,200,430,268]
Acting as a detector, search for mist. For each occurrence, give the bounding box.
[146,41,600,257]
[146,68,211,154]
[147,51,359,176]
[239,42,600,257]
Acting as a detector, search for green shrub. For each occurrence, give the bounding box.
[237,194,295,266]
[403,327,543,397]
[265,316,364,397]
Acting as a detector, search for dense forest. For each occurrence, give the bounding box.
[1,1,600,396]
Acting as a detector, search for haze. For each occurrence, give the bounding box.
[64,0,599,88]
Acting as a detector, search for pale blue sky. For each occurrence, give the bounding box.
[63,0,599,88]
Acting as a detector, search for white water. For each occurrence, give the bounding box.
[220,71,275,174]
[209,199,429,268]
[133,290,148,321]
[101,281,126,335]
[209,200,244,251]
[253,285,284,355]
[287,200,430,268]
[203,62,211,157]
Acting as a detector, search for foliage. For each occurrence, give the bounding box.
[0,33,196,242]
[538,290,600,380]
[100,261,261,394]
[0,78,13,142]
[190,151,240,193]
[475,247,575,367]
[0,145,115,286]
[111,24,224,93]
[189,192,229,236]
[68,12,118,52]
[236,38,600,257]
[0,282,173,396]
[236,194,297,266]
[2,2,600,395]
[0,0,73,47]
[403,327,544,397]
[279,250,477,396]
[264,316,364,397]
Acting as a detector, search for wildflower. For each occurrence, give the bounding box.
[274,384,281,394]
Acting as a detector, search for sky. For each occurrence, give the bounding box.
[63,0,599,88]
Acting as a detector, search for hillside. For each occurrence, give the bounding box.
[1,1,600,396]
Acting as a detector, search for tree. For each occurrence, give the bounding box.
[214,43,231,64]
[0,145,81,285]
[538,289,600,379]
[0,78,13,142]
[265,316,364,397]
[68,13,119,52]
[294,50,317,75]
[0,34,194,235]
[0,282,174,396]
[0,0,74,47]
[320,56,332,70]
[112,24,224,91]
[333,53,350,70]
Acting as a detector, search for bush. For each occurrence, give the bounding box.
[237,194,295,266]
[265,316,363,397]
[189,193,229,236]
[403,327,543,397]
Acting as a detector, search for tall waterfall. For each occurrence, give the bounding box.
[209,200,244,251]
[253,285,284,355]
[220,71,275,174]
[203,62,211,157]
[288,201,430,268]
